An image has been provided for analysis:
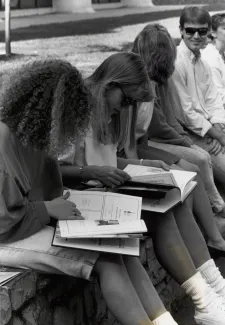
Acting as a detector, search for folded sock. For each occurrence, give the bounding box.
[198,259,225,298]
[181,272,214,311]
[151,312,178,325]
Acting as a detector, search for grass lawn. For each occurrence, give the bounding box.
[0,4,225,89]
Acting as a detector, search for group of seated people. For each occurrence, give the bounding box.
[1,5,225,325]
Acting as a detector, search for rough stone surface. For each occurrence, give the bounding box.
[2,239,184,325]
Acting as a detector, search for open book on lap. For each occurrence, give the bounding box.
[116,164,197,213]
[52,191,146,256]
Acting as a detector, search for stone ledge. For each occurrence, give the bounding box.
[0,238,184,325]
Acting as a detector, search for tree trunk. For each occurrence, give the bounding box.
[5,0,11,56]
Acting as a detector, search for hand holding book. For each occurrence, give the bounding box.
[81,165,131,188]
[45,191,84,220]
[140,159,170,171]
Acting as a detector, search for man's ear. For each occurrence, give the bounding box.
[211,30,217,39]
[179,25,184,39]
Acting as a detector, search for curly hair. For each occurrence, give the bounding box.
[1,59,91,154]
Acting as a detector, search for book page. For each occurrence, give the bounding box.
[124,165,196,195]
[142,181,197,213]
[58,219,147,238]
[68,191,142,221]
[52,233,140,256]
[169,170,196,197]
[124,165,177,186]
[0,272,21,285]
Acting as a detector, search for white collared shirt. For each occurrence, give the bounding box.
[171,40,225,137]
[201,43,225,105]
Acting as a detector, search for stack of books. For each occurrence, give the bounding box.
[53,165,197,256]
[53,191,147,256]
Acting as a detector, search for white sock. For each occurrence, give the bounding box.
[198,259,225,298]
[152,312,178,325]
[181,272,214,311]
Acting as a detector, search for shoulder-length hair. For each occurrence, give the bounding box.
[85,52,151,149]
[1,59,91,154]
[132,24,177,84]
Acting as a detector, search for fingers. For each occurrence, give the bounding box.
[66,215,85,220]
[160,162,170,171]
[72,207,81,215]
[115,169,131,180]
[60,191,70,200]
[207,138,213,144]
[209,140,222,155]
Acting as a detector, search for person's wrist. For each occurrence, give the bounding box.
[79,166,90,182]
[218,133,225,143]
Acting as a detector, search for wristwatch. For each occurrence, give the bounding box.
[78,166,88,183]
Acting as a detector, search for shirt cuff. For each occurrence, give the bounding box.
[210,116,225,125]
[200,122,212,137]
[33,201,50,226]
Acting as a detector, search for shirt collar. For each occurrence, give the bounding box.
[179,40,201,63]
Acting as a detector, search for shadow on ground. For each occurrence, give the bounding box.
[0,4,223,43]
[0,9,183,42]
[87,37,181,53]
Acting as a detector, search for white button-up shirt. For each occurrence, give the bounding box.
[171,40,225,137]
[201,43,225,105]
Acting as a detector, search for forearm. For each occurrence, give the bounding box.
[206,126,224,142]
[117,157,140,170]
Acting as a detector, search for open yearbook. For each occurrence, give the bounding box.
[117,164,197,213]
[52,191,147,256]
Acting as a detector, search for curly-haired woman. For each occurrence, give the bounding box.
[60,51,225,325]
[0,57,181,325]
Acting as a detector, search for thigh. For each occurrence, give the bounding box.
[148,141,208,169]
[148,141,196,162]
[0,226,99,280]
[137,144,179,166]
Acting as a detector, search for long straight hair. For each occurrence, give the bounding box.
[132,24,177,84]
[85,52,151,149]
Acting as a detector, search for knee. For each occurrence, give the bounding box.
[94,253,124,276]
[196,151,211,169]
[178,159,200,174]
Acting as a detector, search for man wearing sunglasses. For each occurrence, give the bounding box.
[171,6,225,192]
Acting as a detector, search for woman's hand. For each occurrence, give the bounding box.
[45,192,84,220]
[141,159,170,171]
[85,166,131,188]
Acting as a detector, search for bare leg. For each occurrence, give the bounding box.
[176,160,225,250]
[94,253,152,325]
[123,255,166,320]
[173,201,211,269]
[144,211,197,284]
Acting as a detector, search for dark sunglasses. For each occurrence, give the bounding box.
[119,86,137,107]
[184,27,209,36]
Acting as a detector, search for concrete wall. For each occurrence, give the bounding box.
[52,0,95,13]
[122,0,154,6]
[1,239,184,325]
